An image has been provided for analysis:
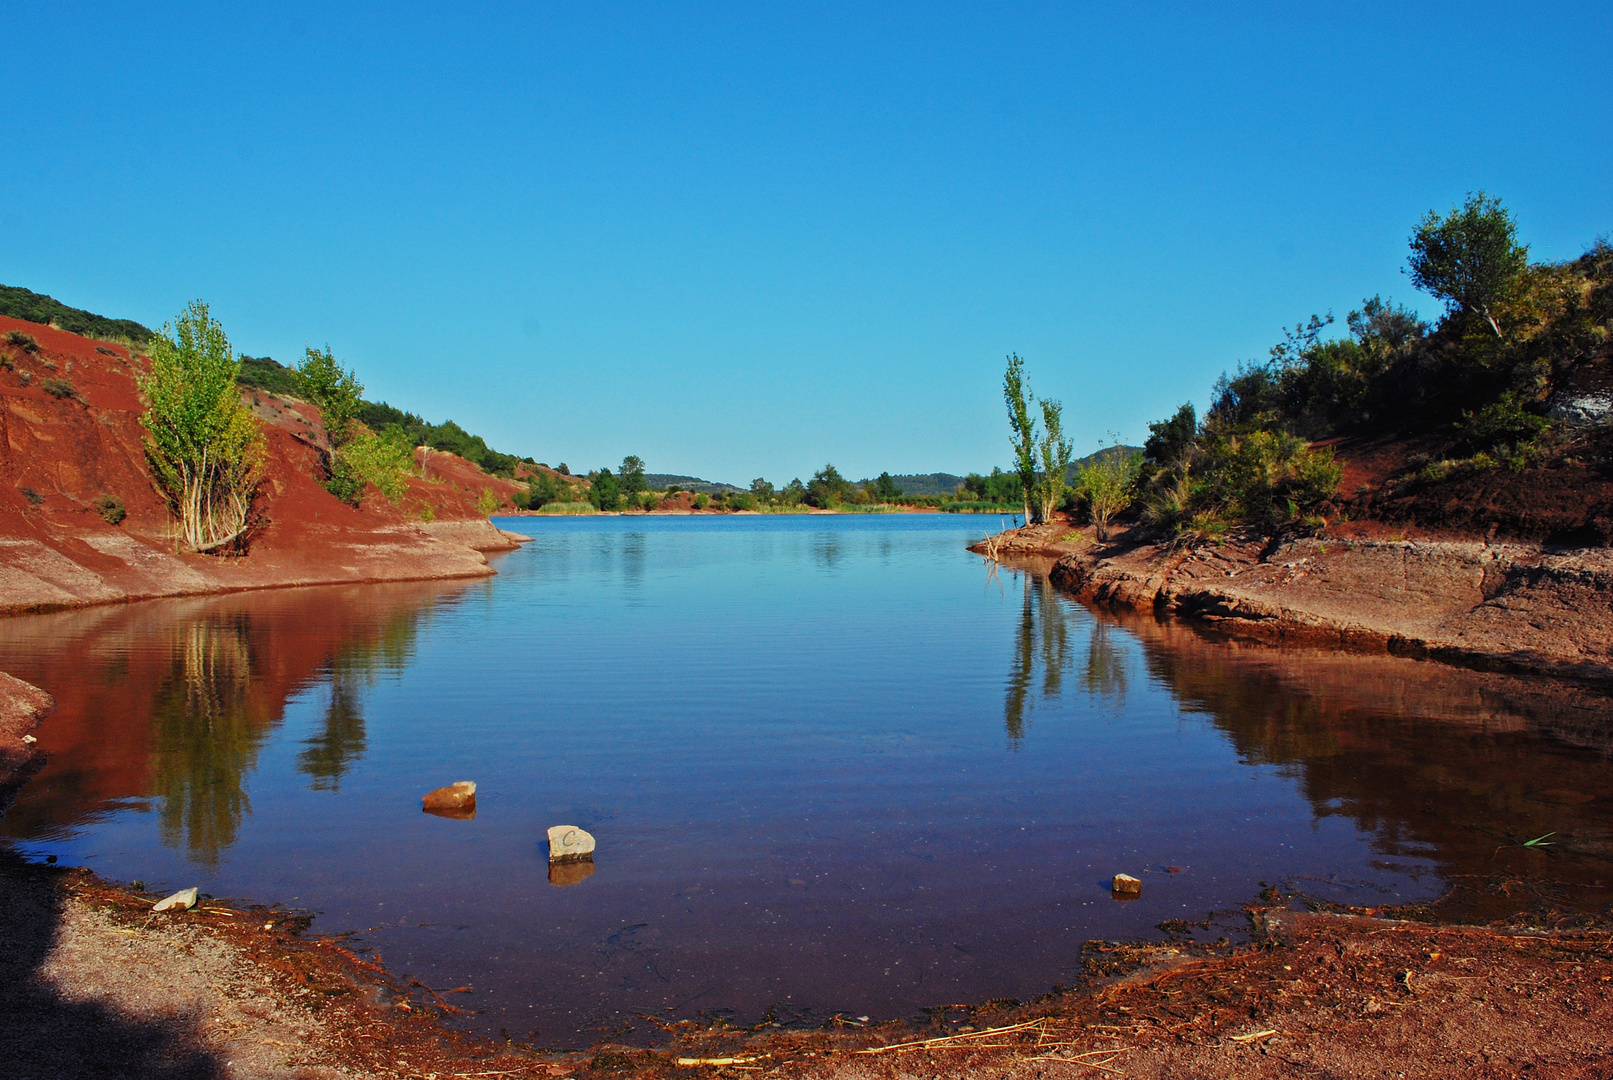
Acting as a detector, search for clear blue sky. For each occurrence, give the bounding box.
[4,3,1609,484]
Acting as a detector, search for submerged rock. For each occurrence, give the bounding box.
[547,824,596,863]
[1112,873,1142,896]
[153,887,199,912]
[422,781,477,816]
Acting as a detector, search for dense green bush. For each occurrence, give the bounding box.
[341,428,416,502]
[590,468,622,511]
[806,464,852,508]
[1136,197,1610,538]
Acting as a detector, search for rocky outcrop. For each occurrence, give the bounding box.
[989,527,1613,684]
[0,672,53,817]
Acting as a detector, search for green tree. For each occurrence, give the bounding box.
[1035,399,1074,523]
[869,471,903,501]
[1077,446,1142,540]
[806,463,851,508]
[1144,403,1197,467]
[1407,191,1528,338]
[1003,353,1039,522]
[139,301,264,552]
[522,472,561,509]
[296,346,370,502]
[297,346,364,445]
[620,455,647,493]
[591,467,622,511]
[750,477,776,500]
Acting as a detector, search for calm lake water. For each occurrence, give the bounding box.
[3,514,1612,1045]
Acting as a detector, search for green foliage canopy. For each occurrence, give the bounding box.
[1003,353,1038,521]
[138,301,263,552]
[1407,191,1528,338]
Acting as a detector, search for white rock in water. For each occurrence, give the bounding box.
[153,887,199,912]
[1112,873,1142,895]
[547,825,596,863]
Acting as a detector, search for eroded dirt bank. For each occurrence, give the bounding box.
[0,314,529,617]
[976,520,1613,684]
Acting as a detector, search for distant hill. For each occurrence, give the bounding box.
[644,474,742,493]
[0,284,153,343]
[1066,445,1142,482]
[857,456,1142,497]
[864,473,965,496]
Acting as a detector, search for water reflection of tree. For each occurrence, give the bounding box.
[1082,620,1129,701]
[1005,572,1086,742]
[145,596,435,862]
[297,606,426,791]
[150,616,263,864]
[813,533,843,568]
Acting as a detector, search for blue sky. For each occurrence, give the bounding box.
[3,3,1609,484]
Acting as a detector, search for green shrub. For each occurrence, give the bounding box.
[138,301,263,552]
[693,492,710,509]
[41,377,75,399]
[1075,448,1142,539]
[5,330,39,353]
[94,493,126,524]
[1458,391,1549,458]
[477,488,501,516]
[20,486,44,505]
[336,427,415,503]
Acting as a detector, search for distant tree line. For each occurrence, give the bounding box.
[0,284,154,343]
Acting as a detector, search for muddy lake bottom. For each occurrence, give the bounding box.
[3,515,1611,1048]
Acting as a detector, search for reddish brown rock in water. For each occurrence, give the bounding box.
[422,781,477,816]
[1112,873,1142,896]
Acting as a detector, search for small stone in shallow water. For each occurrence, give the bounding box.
[422,781,477,816]
[153,888,199,912]
[1112,873,1142,896]
[547,825,596,863]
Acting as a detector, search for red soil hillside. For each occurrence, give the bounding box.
[0,315,528,615]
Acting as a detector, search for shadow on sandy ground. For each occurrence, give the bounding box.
[0,848,223,1080]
